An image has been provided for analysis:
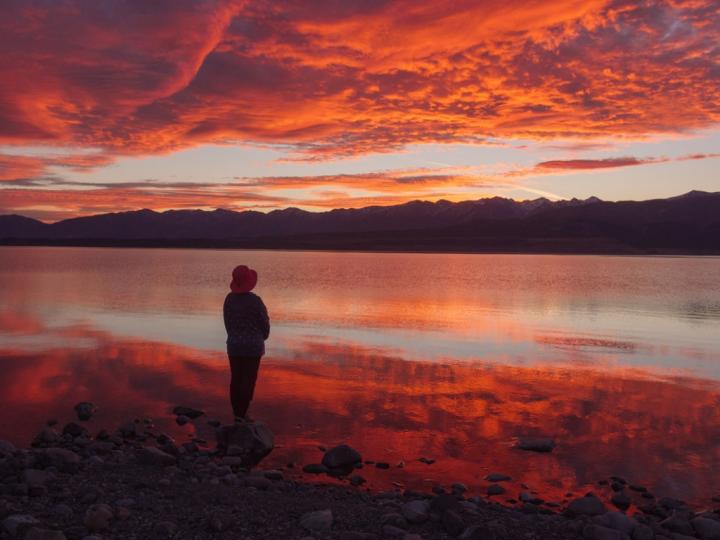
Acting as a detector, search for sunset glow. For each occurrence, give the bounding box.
[1,0,719,220]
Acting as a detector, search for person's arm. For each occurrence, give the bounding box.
[258,298,270,340]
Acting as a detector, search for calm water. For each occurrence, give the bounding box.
[1,247,719,506]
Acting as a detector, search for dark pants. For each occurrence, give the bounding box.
[228,355,262,418]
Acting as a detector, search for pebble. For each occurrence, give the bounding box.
[516,437,556,452]
[487,484,506,496]
[593,511,637,534]
[401,500,430,523]
[350,475,366,486]
[418,457,435,464]
[303,463,329,474]
[153,521,178,537]
[24,468,53,487]
[375,462,390,469]
[382,525,407,538]
[52,504,73,519]
[442,509,465,537]
[632,523,654,540]
[339,533,379,540]
[660,514,695,536]
[691,516,720,540]
[451,482,468,493]
[175,415,191,426]
[567,494,607,516]
[300,509,333,532]
[83,504,113,531]
[3,514,40,537]
[172,406,204,418]
[485,473,512,482]
[611,490,632,510]
[136,446,176,466]
[74,402,97,421]
[24,528,67,540]
[583,524,626,540]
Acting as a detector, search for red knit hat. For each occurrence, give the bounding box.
[230,265,258,293]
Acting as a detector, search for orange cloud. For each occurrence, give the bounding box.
[0,0,718,162]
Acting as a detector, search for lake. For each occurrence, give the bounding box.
[1,246,719,507]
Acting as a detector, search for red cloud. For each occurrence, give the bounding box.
[0,0,717,162]
[535,157,663,170]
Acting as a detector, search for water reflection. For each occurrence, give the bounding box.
[1,321,718,506]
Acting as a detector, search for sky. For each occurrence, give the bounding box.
[0,0,718,222]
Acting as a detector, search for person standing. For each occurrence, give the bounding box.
[223,265,270,422]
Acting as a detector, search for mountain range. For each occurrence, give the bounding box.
[1,190,719,253]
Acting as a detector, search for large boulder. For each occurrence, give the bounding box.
[215,421,274,468]
[321,444,362,472]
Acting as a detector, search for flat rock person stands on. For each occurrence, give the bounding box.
[223,265,270,422]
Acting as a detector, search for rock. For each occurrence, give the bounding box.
[52,504,73,519]
[375,462,390,469]
[3,514,40,537]
[300,509,333,532]
[42,448,80,467]
[594,512,637,535]
[216,421,274,467]
[263,469,283,480]
[630,485,648,493]
[83,504,113,531]
[692,517,720,540]
[321,444,362,471]
[136,446,176,466]
[153,521,178,537]
[403,535,423,540]
[418,457,435,465]
[430,494,461,514]
[0,439,16,455]
[339,533,379,540]
[567,494,607,517]
[350,474,366,486]
[451,483,468,494]
[172,406,204,418]
[660,514,695,536]
[24,528,67,540]
[175,415,190,426]
[33,427,60,446]
[381,512,407,528]
[485,473,511,482]
[583,524,628,540]
[516,437,556,452]
[382,525,407,538]
[74,402,97,421]
[632,524,654,540]
[401,500,430,523]
[245,476,271,490]
[611,490,632,510]
[303,463,329,474]
[443,509,465,537]
[460,525,497,540]
[487,484,506,496]
[62,422,88,438]
[24,469,54,488]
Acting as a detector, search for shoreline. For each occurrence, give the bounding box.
[2,240,720,257]
[2,406,719,539]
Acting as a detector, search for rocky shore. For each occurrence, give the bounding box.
[1,404,719,540]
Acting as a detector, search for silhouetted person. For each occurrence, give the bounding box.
[223,265,270,422]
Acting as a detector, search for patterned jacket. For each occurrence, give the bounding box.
[223,292,270,357]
